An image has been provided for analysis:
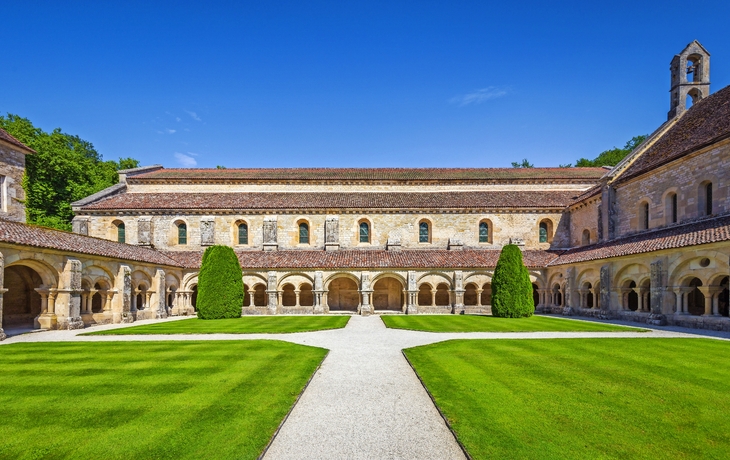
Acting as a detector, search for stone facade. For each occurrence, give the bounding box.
[0,140,29,223]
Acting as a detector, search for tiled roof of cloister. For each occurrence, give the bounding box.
[619,84,730,183]
[549,213,730,265]
[161,249,561,270]
[0,219,181,266]
[0,128,36,154]
[129,167,607,182]
[79,191,582,211]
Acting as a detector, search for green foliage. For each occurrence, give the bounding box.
[575,134,648,167]
[511,158,534,168]
[0,114,139,230]
[491,244,534,317]
[197,245,244,319]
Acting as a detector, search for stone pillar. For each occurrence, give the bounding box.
[266,271,278,314]
[360,272,372,316]
[680,287,695,314]
[325,216,340,251]
[294,290,301,307]
[452,271,465,314]
[55,258,84,330]
[0,288,7,340]
[137,217,153,246]
[263,217,278,252]
[636,288,644,312]
[592,287,600,309]
[673,287,685,314]
[313,271,326,314]
[710,287,722,316]
[35,289,57,330]
[200,217,215,246]
[565,268,577,308]
[650,260,665,314]
[154,269,167,319]
[406,271,418,315]
[600,264,612,310]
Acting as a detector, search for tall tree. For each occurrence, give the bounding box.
[0,114,139,230]
[197,245,245,319]
[511,159,534,168]
[491,244,534,318]
[575,135,648,167]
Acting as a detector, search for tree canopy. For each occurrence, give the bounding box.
[491,244,534,318]
[511,159,534,168]
[0,114,138,230]
[574,135,648,167]
[196,245,245,319]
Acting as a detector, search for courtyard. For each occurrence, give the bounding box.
[2,314,727,459]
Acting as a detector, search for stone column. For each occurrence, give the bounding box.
[248,292,255,308]
[592,287,600,309]
[673,287,685,314]
[360,272,372,316]
[35,289,57,330]
[680,287,695,314]
[600,264,612,310]
[406,271,418,315]
[710,287,722,316]
[294,290,301,307]
[452,271,465,314]
[55,258,84,330]
[313,271,326,314]
[0,288,7,340]
[266,271,278,314]
[636,288,644,312]
[697,286,714,316]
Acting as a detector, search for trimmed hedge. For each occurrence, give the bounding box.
[197,245,244,319]
[491,244,534,318]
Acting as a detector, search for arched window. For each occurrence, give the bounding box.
[479,221,489,243]
[539,222,548,243]
[238,222,248,245]
[359,221,370,243]
[299,222,309,244]
[705,182,713,216]
[640,202,650,230]
[665,192,678,224]
[116,222,125,243]
[581,229,590,246]
[177,222,187,245]
[419,221,430,243]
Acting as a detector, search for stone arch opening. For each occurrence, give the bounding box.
[532,283,540,307]
[417,284,432,306]
[623,280,638,311]
[581,229,591,246]
[552,283,562,306]
[3,265,44,328]
[300,284,314,307]
[719,277,729,317]
[434,283,450,307]
[135,283,148,311]
[640,279,651,312]
[464,283,478,306]
[686,277,704,316]
[539,219,553,244]
[665,191,678,224]
[686,87,703,109]
[253,284,267,307]
[92,282,106,313]
[373,277,404,311]
[282,283,296,307]
[327,277,359,311]
[481,283,492,306]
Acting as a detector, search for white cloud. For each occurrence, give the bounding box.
[166,128,176,134]
[174,152,197,167]
[450,86,509,106]
[185,110,202,121]
[186,151,199,156]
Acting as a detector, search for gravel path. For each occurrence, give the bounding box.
[1,315,723,459]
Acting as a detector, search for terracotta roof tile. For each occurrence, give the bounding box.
[619,84,730,182]
[0,219,180,267]
[0,128,36,154]
[131,167,607,182]
[161,249,560,270]
[550,214,730,265]
[80,191,582,211]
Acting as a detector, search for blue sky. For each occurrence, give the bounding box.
[3,1,730,169]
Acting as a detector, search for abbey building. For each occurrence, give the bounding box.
[0,41,728,338]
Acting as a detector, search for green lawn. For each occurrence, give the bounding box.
[0,341,327,459]
[83,315,350,335]
[381,314,643,332]
[404,338,730,459]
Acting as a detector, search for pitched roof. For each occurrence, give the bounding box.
[130,167,607,183]
[549,214,730,265]
[619,84,730,183]
[0,128,36,154]
[162,249,560,270]
[0,219,180,267]
[79,190,582,211]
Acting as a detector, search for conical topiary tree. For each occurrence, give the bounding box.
[196,245,244,319]
[491,244,534,318]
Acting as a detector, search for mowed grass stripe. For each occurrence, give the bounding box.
[0,341,327,459]
[382,314,644,332]
[404,338,730,459]
[83,315,351,335]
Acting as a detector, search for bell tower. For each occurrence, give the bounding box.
[668,40,710,120]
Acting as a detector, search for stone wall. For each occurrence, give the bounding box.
[82,211,571,250]
[569,198,600,247]
[0,142,27,222]
[614,139,730,237]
